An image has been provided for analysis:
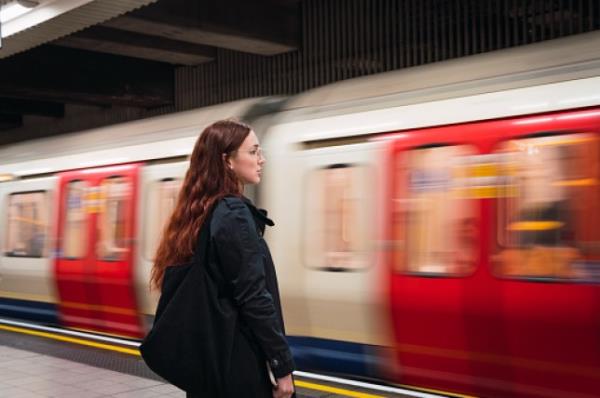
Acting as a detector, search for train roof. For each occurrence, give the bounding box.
[0,98,274,178]
[282,30,600,118]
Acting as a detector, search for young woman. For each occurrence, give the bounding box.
[151,120,295,398]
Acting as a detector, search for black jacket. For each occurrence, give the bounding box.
[209,196,295,381]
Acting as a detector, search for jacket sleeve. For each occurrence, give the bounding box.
[211,198,295,378]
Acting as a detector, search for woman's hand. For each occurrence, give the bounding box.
[273,373,294,398]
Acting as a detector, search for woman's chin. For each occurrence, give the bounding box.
[243,177,261,185]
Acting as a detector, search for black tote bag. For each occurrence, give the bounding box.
[140,213,238,396]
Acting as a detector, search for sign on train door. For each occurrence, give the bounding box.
[54,164,142,338]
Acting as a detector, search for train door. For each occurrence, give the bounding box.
[385,131,497,395]
[488,112,600,397]
[55,164,142,338]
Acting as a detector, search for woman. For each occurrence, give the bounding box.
[151,119,295,398]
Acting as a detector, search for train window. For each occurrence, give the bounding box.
[144,178,182,260]
[304,164,370,271]
[493,133,600,281]
[5,191,49,258]
[97,176,131,262]
[62,180,88,259]
[392,145,478,276]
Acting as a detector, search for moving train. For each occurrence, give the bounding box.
[2,30,600,397]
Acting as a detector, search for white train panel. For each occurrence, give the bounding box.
[0,176,58,304]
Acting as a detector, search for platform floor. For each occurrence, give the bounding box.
[0,345,180,397]
[0,322,442,398]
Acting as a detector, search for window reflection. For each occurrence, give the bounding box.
[63,181,87,259]
[6,191,48,258]
[305,165,369,271]
[393,145,477,276]
[494,133,600,280]
[97,176,130,261]
[144,178,181,260]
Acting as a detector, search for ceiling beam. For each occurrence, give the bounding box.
[104,0,299,56]
[0,45,174,108]
[0,98,65,118]
[56,26,216,66]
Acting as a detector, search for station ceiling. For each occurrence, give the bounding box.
[0,0,300,132]
[1,0,598,147]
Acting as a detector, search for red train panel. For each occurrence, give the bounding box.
[54,164,143,338]
[384,108,600,397]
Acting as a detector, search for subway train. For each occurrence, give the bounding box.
[1,30,600,398]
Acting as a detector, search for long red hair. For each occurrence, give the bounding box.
[150,119,251,290]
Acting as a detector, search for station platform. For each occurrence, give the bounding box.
[0,319,449,398]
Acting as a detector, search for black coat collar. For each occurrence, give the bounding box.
[242,196,275,229]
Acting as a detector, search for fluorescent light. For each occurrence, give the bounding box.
[17,1,40,8]
[0,1,34,24]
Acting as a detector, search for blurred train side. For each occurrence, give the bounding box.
[0,30,599,397]
[265,30,600,397]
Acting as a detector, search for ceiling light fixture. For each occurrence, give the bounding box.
[16,1,39,8]
[0,0,38,25]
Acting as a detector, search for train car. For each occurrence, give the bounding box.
[1,29,600,398]
[264,30,600,397]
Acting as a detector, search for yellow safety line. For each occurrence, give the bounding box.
[0,323,389,398]
[0,324,140,356]
[394,383,476,398]
[70,326,141,340]
[0,323,473,398]
[294,380,385,398]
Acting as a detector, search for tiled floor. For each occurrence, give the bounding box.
[0,345,184,398]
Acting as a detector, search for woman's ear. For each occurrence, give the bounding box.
[222,153,234,170]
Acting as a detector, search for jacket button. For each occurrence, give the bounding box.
[271,359,279,367]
